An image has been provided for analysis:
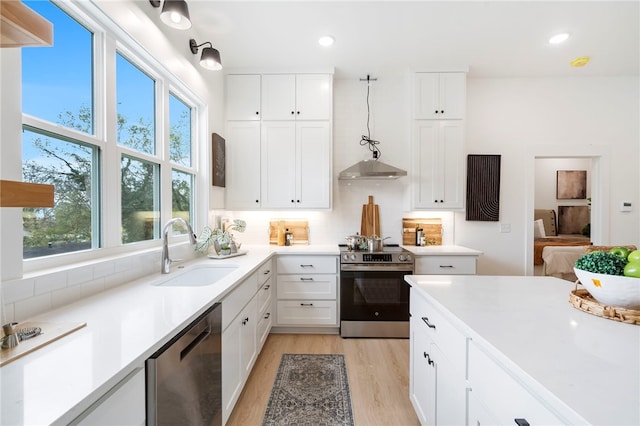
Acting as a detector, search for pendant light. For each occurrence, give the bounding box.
[189,39,223,71]
[149,0,192,30]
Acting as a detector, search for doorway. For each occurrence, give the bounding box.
[525,147,610,276]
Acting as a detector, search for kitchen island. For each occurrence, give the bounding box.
[407,274,640,425]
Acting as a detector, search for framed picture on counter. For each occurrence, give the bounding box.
[212,133,225,187]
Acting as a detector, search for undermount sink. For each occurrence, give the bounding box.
[154,264,238,287]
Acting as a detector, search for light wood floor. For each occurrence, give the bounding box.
[226,333,420,426]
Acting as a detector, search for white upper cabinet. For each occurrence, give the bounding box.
[225,121,261,209]
[414,72,466,120]
[261,121,331,209]
[413,120,464,209]
[262,74,332,120]
[226,74,261,120]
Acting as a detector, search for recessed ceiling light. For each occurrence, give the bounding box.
[318,35,335,47]
[549,33,570,44]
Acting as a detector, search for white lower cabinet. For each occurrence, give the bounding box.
[72,368,145,426]
[414,255,477,275]
[221,257,273,424]
[411,286,571,426]
[467,342,564,425]
[274,255,338,329]
[410,288,466,426]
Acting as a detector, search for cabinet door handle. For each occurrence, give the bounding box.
[296,111,300,115]
[300,303,314,306]
[423,351,434,366]
[300,277,314,281]
[514,419,530,426]
[291,111,295,115]
[439,265,454,268]
[264,312,271,319]
[300,264,314,268]
[440,110,444,114]
[263,270,271,275]
[256,111,259,115]
[421,316,436,329]
[264,284,270,290]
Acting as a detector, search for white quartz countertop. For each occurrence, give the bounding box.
[402,244,483,256]
[406,275,640,426]
[1,244,339,426]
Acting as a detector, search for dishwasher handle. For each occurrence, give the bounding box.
[180,326,212,362]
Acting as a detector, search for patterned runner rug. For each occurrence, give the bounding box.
[262,354,354,426]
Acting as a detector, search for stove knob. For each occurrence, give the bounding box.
[342,253,350,262]
[350,254,357,261]
[399,254,412,262]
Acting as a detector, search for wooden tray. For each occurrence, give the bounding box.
[569,286,640,325]
[1,321,86,366]
[208,250,248,259]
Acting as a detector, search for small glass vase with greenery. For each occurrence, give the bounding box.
[196,219,246,256]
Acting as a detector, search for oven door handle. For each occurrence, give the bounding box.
[340,264,414,272]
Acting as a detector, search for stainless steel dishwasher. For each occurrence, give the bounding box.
[146,303,222,426]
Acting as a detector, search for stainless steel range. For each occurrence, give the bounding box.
[339,245,414,338]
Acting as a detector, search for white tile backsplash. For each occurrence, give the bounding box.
[34,271,68,295]
[14,293,52,320]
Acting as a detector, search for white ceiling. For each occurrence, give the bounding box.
[183,1,640,79]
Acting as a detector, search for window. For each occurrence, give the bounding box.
[22,1,93,133]
[22,128,99,258]
[20,0,202,264]
[22,1,97,258]
[121,155,160,244]
[169,92,195,229]
[116,53,156,155]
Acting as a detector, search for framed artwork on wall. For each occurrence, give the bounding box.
[212,133,225,187]
[556,170,586,199]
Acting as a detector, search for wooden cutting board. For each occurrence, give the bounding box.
[361,195,380,237]
[402,218,443,246]
[0,321,86,367]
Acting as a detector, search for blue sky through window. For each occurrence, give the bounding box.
[22,1,92,131]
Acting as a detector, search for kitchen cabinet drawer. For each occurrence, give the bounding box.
[276,300,337,325]
[415,255,476,275]
[277,274,337,300]
[257,303,273,350]
[257,277,273,315]
[258,258,274,287]
[277,255,337,274]
[468,342,565,425]
[410,288,466,368]
[222,272,258,331]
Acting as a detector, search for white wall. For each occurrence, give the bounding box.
[456,76,639,275]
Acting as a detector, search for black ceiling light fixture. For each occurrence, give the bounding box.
[189,39,223,71]
[149,0,192,30]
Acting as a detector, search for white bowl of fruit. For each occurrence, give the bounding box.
[573,247,640,310]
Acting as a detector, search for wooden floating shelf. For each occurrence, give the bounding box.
[0,180,54,207]
[1,1,53,47]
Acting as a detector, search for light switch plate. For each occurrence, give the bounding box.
[500,223,511,233]
[621,201,632,212]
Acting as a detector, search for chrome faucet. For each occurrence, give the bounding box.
[161,218,197,274]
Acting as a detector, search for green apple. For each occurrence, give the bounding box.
[623,261,640,278]
[628,250,640,263]
[610,246,631,259]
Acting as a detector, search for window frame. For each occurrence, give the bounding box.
[21,0,205,273]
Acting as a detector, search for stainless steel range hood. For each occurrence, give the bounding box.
[338,159,407,180]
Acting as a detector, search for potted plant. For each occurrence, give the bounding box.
[196,219,246,256]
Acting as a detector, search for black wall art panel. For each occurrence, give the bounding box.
[466,154,501,221]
